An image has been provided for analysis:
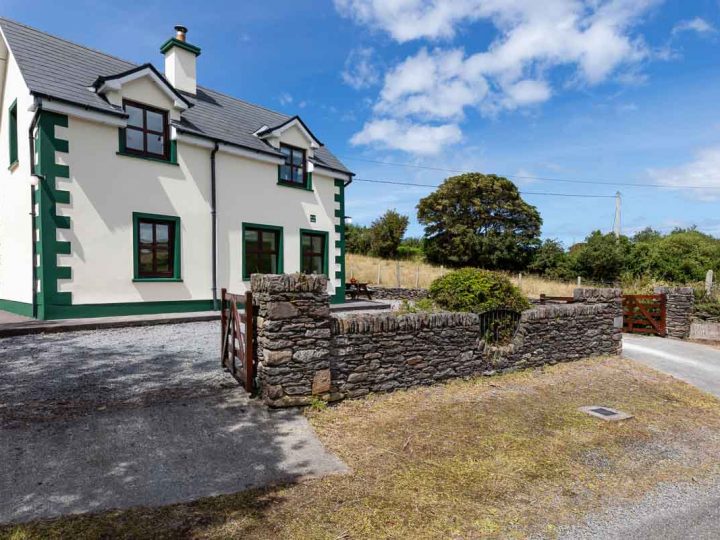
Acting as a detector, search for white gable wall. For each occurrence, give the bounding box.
[0,44,34,307]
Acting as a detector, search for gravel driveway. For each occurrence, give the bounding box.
[0,322,347,524]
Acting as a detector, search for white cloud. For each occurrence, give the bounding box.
[649,146,720,201]
[672,17,716,36]
[342,47,380,89]
[350,119,462,155]
[338,0,659,154]
[278,92,293,106]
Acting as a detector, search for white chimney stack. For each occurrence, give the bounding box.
[160,25,200,95]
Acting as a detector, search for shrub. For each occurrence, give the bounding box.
[429,268,530,313]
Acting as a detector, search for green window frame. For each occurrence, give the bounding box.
[300,229,329,276]
[277,144,312,190]
[132,212,182,282]
[242,223,284,280]
[8,99,18,168]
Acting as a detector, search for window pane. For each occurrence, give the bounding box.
[302,235,311,250]
[139,248,153,273]
[156,223,170,243]
[126,105,143,128]
[139,222,153,243]
[156,248,170,273]
[292,150,304,166]
[146,110,164,133]
[126,128,143,151]
[279,165,291,181]
[147,133,164,155]
[261,231,276,252]
[312,236,323,252]
[310,255,323,274]
[245,253,260,275]
[291,167,301,183]
[257,253,276,274]
[244,229,259,249]
[280,146,291,160]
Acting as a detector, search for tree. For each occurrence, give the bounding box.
[345,224,372,254]
[369,209,409,259]
[528,239,568,277]
[417,173,542,270]
[569,231,632,283]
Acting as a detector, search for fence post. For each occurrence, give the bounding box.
[396,260,401,287]
[220,288,227,366]
[377,261,381,285]
[244,291,255,392]
[577,276,582,286]
[706,269,714,297]
[415,264,420,288]
[518,273,523,288]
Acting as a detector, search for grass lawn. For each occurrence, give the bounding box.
[4,357,720,539]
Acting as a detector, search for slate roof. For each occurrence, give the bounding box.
[0,17,352,175]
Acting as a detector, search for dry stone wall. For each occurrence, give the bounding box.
[251,275,623,407]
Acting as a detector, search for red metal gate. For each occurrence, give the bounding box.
[623,294,667,337]
[220,288,256,392]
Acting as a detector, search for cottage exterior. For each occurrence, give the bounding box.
[0,20,352,320]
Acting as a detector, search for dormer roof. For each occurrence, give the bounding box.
[92,63,191,111]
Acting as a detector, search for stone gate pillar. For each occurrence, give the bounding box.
[250,274,333,407]
[654,286,694,339]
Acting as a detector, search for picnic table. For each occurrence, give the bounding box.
[345,282,373,300]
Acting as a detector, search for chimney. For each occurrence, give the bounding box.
[160,25,201,95]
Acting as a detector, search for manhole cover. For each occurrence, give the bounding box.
[578,406,633,421]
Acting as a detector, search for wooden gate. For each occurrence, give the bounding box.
[623,294,667,337]
[221,288,256,392]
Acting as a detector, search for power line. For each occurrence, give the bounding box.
[353,177,617,198]
[341,155,720,191]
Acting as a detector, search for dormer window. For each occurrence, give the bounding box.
[122,100,169,160]
[278,144,307,187]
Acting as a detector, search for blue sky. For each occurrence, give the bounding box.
[3,0,720,246]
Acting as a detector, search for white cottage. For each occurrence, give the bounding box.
[0,20,352,320]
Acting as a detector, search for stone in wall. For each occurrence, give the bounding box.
[366,287,429,301]
[654,286,694,339]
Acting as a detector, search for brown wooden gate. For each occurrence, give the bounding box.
[220,288,256,392]
[623,294,667,337]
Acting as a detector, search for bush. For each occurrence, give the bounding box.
[429,268,530,313]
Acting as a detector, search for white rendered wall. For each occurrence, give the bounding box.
[60,82,341,305]
[0,45,34,304]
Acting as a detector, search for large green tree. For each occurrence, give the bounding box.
[345,223,372,254]
[369,209,409,259]
[417,173,542,270]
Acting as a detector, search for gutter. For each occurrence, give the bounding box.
[210,141,219,310]
[28,104,42,319]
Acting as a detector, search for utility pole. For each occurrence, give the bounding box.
[613,191,622,238]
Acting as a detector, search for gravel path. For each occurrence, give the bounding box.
[0,322,347,523]
[0,321,230,425]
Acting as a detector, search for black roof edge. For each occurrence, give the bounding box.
[92,63,192,108]
[309,156,355,177]
[256,115,324,147]
[32,92,128,118]
[173,125,286,159]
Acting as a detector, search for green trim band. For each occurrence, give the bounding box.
[132,212,182,281]
[0,298,33,318]
[242,222,284,280]
[34,110,72,319]
[160,37,202,56]
[332,178,347,304]
[45,299,214,320]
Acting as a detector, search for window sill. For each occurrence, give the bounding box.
[133,277,183,283]
[277,181,312,191]
[117,152,178,166]
[8,160,18,172]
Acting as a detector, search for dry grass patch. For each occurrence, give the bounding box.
[346,253,577,298]
[4,357,720,539]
